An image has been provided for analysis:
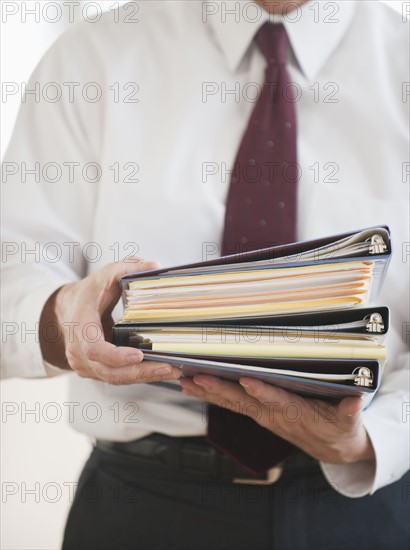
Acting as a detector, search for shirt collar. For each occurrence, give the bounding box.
[206,1,356,80]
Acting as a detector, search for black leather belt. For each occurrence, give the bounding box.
[95,433,285,485]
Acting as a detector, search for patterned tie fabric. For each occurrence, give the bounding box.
[207,23,298,475]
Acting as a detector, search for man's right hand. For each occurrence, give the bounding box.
[39,258,181,385]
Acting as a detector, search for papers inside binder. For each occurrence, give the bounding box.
[123,261,373,322]
[131,326,386,362]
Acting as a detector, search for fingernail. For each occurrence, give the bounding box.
[146,260,161,269]
[127,353,142,364]
[239,380,251,390]
[154,367,172,376]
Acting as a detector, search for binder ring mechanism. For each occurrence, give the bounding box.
[365,312,385,333]
[366,234,387,255]
[353,366,374,388]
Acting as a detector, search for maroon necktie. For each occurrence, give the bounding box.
[207,23,298,475]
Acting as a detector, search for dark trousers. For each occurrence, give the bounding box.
[63,445,410,550]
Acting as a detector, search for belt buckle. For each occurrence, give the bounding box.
[232,464,283,485]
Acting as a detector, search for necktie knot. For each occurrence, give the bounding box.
[257,22,288,65]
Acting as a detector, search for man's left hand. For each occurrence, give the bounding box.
[180,375,375,465]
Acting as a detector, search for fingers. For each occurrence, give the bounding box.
[182,375,371,464]
[239,377,307,415]
[94,361,182,386]
[239,377,295,403]
[69,313,181,384]
[78,327,181,384]
[338,396,364,419]
[185,374,247,400]
[181,375,257,416]
[81,338,143,368]
[61,256,172,386]
[72,309,143,369]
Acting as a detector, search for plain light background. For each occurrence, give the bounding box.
[0,1,404,549]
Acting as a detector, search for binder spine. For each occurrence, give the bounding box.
[112,326,132,346]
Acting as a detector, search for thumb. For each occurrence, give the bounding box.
[117,256,161,277]
[99,257,161,313]
[338,396,364,419]
[108,257,162,283]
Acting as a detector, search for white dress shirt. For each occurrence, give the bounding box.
[1,0,409,498]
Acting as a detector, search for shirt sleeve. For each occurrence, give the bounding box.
[319,6,410,498]
[320,353,410,498]
[320,255,410,497]
[1,25,101,379]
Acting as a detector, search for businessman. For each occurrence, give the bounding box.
[2,1,409,548]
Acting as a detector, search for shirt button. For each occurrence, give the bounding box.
[264,180,271,187]
[245,198,252,205]
[278,201,285,209]
[260,219,267,226]
[240,236,248,244]
[285,122,292,129]
[267,140,274,148]
[249,158,256,164]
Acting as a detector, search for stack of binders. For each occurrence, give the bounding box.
[113,226,391,400]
